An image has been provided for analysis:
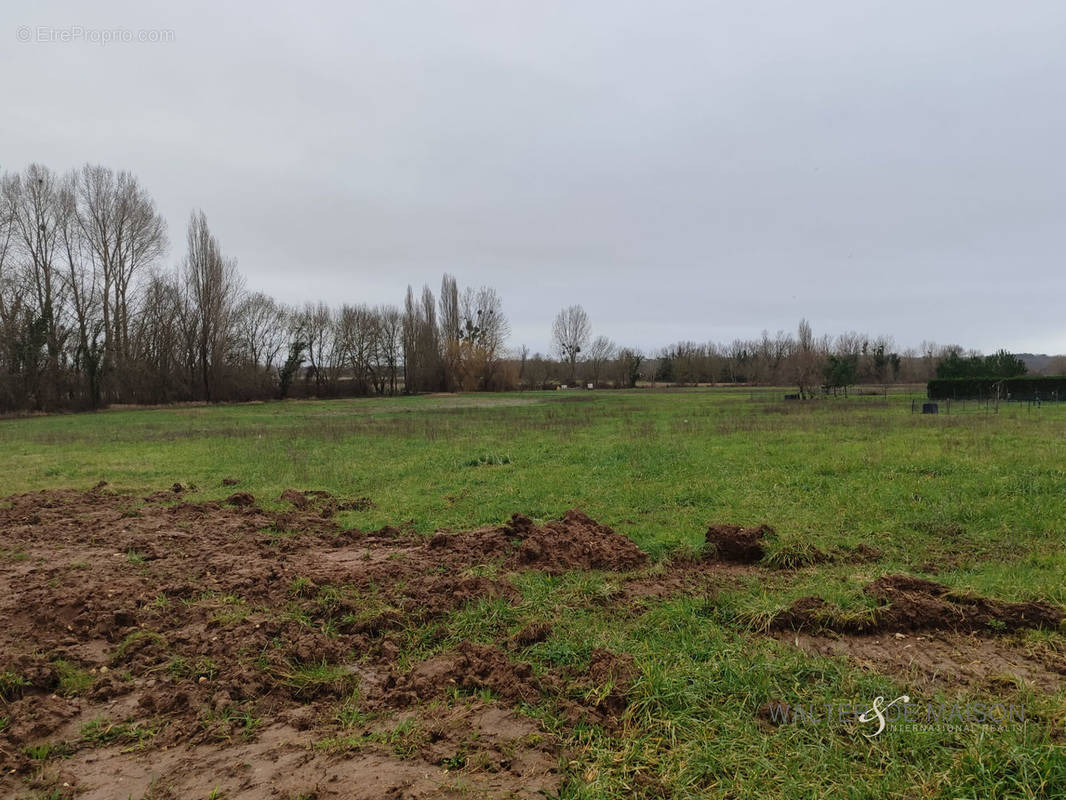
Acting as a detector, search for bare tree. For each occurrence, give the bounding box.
[457,285,511,389]
[76,165,166,393]
[792,318,824,399]
[133,270,187,402]
[183,210,242,401]
[233,292,286,399]
[584,335,615,387]
[56,174,106,407]
[235,292,286,370]
[377,304,402,395]
[4,165,68,408]
[402,285,442,393]
[337,303,380,394]
[552,304,590,384]
[438,273,461,391]
[293,302,342,396]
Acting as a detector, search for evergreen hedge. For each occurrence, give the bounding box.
[927,376,1066,400]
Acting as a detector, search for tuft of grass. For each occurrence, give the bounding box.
[273,660,357,700]
[315,718,426,759]
[80,717,161,750]
[22,741,73,760]
[0,670,29,700]
[165,655,219,681]
[662,540,707,565]
[112,629,168,663]
[760,535,828,569]
[29,791,72,800]
[55,659,93,696]
[335,689,369,729]
[199,707,263,742]
[197,593,249,625]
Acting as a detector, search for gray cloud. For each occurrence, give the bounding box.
[4,0,1065,354]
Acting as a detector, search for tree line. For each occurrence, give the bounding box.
[0,163,1022,412]
[646,324,954,398]
[0,164,519,411]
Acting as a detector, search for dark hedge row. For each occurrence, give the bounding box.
[928,376,1066,399]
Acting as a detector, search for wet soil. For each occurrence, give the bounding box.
[0,488,646,799]
[771,574,1064,634]
[779,631,1066,693]
[705,524,772,563]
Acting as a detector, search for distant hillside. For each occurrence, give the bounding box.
[1017,353,1065,375]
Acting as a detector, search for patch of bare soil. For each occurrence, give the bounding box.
[280,489,375,516]
[865,576,1063,632]
[780,632,1066,693]
[843,543,884,564]
[0,488,648,799]
[388,642,544,708]
[43,706,558,800]
[426,510,648,574]
[704,523,876,568]
[705,524,771,563]
[771,574,1064,634]
[607,560,755,604]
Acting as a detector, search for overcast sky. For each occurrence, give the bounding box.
[4,1,1065,355]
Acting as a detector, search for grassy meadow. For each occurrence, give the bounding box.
[2,388,1064,798]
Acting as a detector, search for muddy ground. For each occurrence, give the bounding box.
[0,487,661,799]
[0,488,1062,798]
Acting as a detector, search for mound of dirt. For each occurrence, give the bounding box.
[279,488,310,508]
[424,509,647,574]
[705,524,772,563]
[511,622,552,648]
[226,491,255,507]
[771,574,1064,634]
[506,510,648,572]
[866,575,1063,632]
[387,642,544,707]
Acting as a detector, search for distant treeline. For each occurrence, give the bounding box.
[0,162,1043,412]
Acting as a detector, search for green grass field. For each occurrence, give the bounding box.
[2,389,1064,798]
